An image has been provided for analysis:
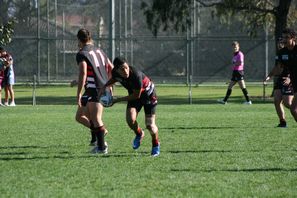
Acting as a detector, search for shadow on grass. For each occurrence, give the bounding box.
[160,126,238,130]
[171,168,297,172]
[0,145,148,161]
[15,95,273,105]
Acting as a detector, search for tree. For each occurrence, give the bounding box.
[0,0,16,46]
[141,0,296,43]
[0,20,15,46]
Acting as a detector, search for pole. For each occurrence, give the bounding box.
[264,23,269,101]
[33,75,36,106]
[37,0,40,83]
[109,0,115,61]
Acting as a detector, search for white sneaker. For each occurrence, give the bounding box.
[0,103,4,107]
[9,101,16,106]
[243,101,252,105]
[90,142,108,154]
[217,99,227,105]
[4,102,9,106]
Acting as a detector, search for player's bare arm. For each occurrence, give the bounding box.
[77,61,87,107]
[264,63,283,82]
[113,89,141,104]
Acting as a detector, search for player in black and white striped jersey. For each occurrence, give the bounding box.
[75,28,113,154]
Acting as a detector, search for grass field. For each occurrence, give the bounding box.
[0,84,296,197]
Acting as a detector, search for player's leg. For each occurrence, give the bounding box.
[126,105,144,149]
[222,80,236,103]
[238,80,251,104]
[290,92,297,122]
[88,101,107,153]
[273,89,287,127]
[282,94,293,109]
[145,114,160,156]
[4,85,9,105]
[7,85,15,106]
[144,97,159,156]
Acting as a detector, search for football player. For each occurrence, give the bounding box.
[276,28,297,122]
[101,57,160,157]
[263,38,293,127]
[75,28,113,154]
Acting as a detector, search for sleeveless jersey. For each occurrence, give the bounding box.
[76,44,110,89]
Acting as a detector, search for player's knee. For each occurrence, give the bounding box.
[146,124,157,134]
[75,113,81,123]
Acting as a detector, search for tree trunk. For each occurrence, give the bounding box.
[274,0,292,42]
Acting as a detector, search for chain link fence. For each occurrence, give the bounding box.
[5,0,276,84]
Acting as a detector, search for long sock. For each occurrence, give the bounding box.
[280,119,286,124]
[151,133,159,147]
[223,89,232,102]
[242,88,250,102]
[94,126,106,150]
[90,121,96,142]
[135,127,143,136]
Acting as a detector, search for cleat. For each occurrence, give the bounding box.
[151,144,160,157]
[89,140,97,146]
[243,101,252,105]
[90,142,108,154]
[132,131,144,150]
[4,102,9,106]
[9,101,16,106]
[217,99,227,105]
[277,123,287,128]
[0,103,4,107]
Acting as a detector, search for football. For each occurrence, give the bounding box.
[100,91,113,107]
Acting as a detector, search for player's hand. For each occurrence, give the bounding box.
[98,87,106,97]
[77,95,82,107]
[282,77,291,85]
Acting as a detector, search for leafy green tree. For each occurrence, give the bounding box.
[141,0,296,41]
[0,20,15,46]
[0,0,16,46]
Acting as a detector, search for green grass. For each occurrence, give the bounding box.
[0,84,296,197]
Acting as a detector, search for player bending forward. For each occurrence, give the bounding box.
[101,57,160,157]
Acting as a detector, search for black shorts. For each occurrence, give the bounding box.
[231,70,244,81]
[127,89,157,115]
[274,77,294,95]
[80,88,100,107]
[80,93,89,107]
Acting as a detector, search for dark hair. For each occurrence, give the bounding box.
[77,28,91,43]
[282,28,296,38]
[0,46,4,51]
[113,57,127,70]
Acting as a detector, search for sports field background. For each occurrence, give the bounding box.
[0,84,296,197]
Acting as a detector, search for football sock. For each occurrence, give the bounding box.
[89,121,96,142]
[135,127,143,136]
[242,88,250,101]
[280,119,286,124]
[151,132,159,147]
[223,89,232,102]
[94,125,106,150]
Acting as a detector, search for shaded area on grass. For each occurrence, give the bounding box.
[14,95,273,105]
